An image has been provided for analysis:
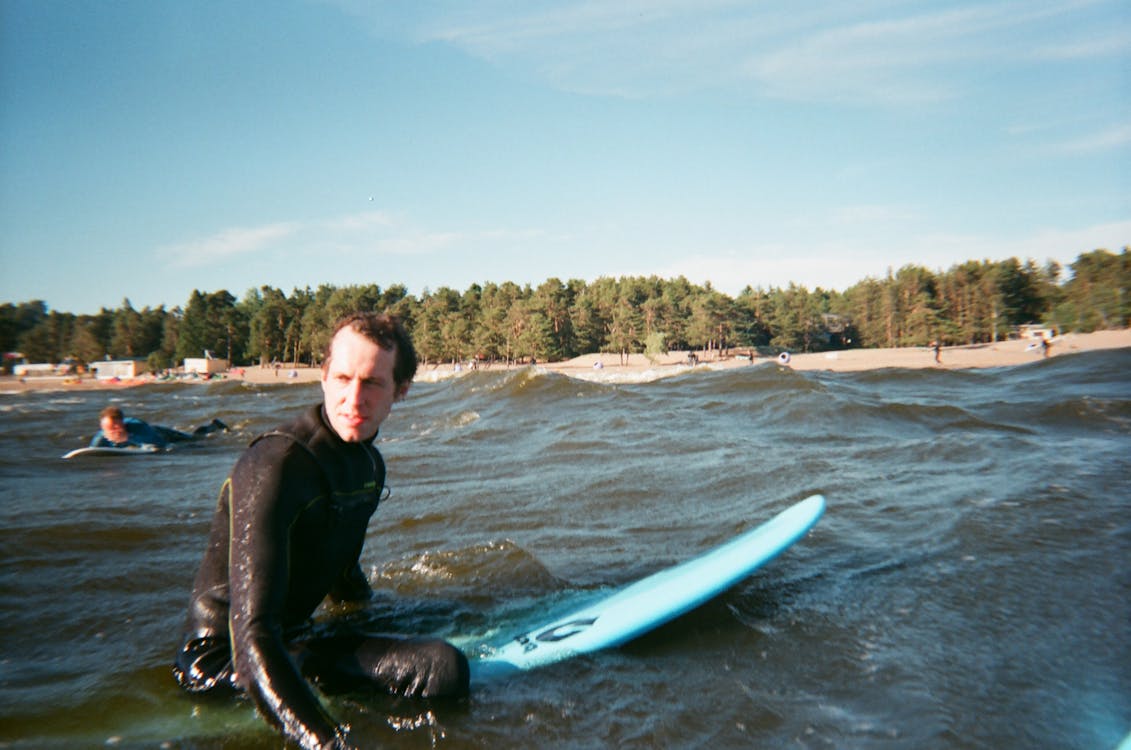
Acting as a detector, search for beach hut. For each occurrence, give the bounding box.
[91,359,148,380]
[1016,324,1059,341]
[184,357,229,375]
[12,362,57,377]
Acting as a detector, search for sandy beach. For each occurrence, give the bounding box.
[2,329,1128,394]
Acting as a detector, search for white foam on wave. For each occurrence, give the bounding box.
[415,367,474,383]
[562,361,747,385]
[416,361,752,386]
[450,410,480,428]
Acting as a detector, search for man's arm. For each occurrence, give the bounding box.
[329,562,373,604]
[226,442,351,750]
[123,419,165,449]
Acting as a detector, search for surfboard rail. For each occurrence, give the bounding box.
[62,444,164,459]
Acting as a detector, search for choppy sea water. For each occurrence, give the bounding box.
[1,350,1129,750]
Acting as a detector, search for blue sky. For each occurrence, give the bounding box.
[1,0,1128,314]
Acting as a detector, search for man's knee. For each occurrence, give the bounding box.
[360,637,469,699]
[418,639,470,698]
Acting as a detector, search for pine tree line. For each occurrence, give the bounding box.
[2,248,1127,372]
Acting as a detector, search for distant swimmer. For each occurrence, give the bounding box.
[90,406,227,451]
[777,352,791,366]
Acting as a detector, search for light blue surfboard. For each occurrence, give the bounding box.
[62,445,163,459]
[469,494,825,679]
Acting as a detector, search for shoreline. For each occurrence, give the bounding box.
[2,329,1128,394]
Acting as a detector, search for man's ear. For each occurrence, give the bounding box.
[395,383,411,402]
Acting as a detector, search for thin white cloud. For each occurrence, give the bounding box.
[750,13,953,103]
[876,222,1130,280]
[337,0,1123,104]
[481,228,555,242]
[375,231,465,256]
[744,2,1098,104]
[157,207,562,272]
[1054,123,1131,154]
[653,247,870,294]
[323,210,394,231]
[157,214,390,269]
[158,222,301,268]
[158,210,449,268]
[1032,26,1131,60]
[830,204,920,226]
[651,219,1130,294]
[999,220,1131,259]
[373,226,559,256]
[335,0,885,98]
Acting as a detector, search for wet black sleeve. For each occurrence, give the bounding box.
[226,439,350,750]
[329,562,373,605]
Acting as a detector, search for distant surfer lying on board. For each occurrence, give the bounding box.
[91,406,227,450]
[172,313,467,750]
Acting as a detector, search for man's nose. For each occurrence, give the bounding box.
[343,378,364,405]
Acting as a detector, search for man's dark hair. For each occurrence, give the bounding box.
[100,406,124,421]
[322,312,418,389]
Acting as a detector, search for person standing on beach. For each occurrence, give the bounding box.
[172,312,467,750]
[90,406,226,450]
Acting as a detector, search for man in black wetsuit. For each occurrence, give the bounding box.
[173,312,468,750]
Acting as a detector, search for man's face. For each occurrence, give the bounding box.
[321,326,405,442]
[100,415,128,443]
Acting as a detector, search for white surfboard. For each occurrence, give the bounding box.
[62,445,163,459]
[469,494,825,679]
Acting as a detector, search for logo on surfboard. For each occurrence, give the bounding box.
[515,617,599,652]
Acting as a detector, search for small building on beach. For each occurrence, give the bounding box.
[91,359,148,380]
[184,357,229,375]
[12,362,57,377]
[1016,324,1059,341]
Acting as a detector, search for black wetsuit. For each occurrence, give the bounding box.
[173,404,468,750]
